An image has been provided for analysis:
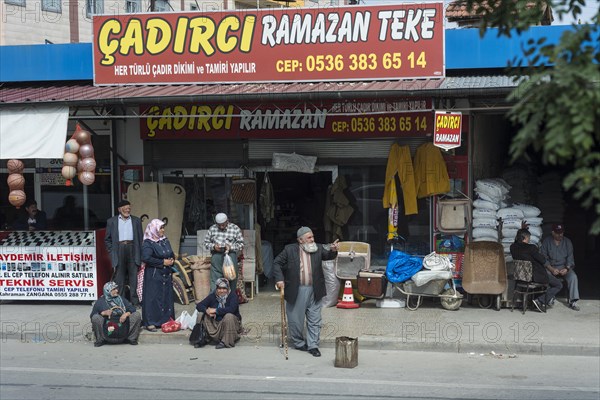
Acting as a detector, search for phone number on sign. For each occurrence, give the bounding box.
[333,116,430,134]
[276,52,427,73]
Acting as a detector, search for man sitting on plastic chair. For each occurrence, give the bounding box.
[510,228,562,312]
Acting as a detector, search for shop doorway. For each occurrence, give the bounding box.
[255,170,334,256]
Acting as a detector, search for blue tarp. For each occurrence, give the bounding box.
[385,250,423,284]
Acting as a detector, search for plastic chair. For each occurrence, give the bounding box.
[510,260,547,314]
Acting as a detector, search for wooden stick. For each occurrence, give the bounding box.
[280,287,288,360]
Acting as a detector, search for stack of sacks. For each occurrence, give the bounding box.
[514,203,543,245]
[497,204,543,261]
[471,179,510,242]
[497,207,525,261]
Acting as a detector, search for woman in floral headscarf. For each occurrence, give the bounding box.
[90,281,141,347]
[141,219,175,332]
[195,277,242,349]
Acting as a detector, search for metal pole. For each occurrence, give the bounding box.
[83,184,89,230]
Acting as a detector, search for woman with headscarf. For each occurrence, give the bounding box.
[141,219,175,332]
[90,281,142,347]
[195,277,242,349]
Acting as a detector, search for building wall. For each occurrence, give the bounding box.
[1,0,312,45]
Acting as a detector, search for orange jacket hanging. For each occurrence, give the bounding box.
[413,143,451,198]
[382,143,418,216]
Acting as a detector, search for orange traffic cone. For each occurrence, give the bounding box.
[337,280,360,309]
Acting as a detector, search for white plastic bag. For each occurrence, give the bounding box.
[422,252,451,271]
[411,270,453,287]
[223,252,236,281]
[176,310,198,330]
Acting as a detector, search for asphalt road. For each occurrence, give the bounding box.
[1,341,598,400]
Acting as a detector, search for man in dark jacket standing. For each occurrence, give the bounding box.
[510,228,562,312]
[104,200,143,307]
[273,227,338,357]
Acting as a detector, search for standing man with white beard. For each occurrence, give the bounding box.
[273,227,339,357]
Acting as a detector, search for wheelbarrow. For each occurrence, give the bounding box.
[394,274,463,311]
[461,241,507,311]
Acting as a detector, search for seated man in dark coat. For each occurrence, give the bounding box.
[12,199,47,231]
[510,228,562,312]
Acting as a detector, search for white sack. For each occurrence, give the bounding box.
[472,227,499,239]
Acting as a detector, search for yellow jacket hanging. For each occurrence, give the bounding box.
[382,143,418,215]
[413,143,451,198]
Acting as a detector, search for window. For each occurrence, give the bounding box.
[86,0,104,17]
[155,0,170,11]
[42,0,61,13]
[340,165,431,263]
[126,0,141,12]
[5,0,25,7]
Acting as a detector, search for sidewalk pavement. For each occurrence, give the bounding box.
[1,291,598,357]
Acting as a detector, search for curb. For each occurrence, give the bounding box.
[136,331,600,356]
[4,329,596,357]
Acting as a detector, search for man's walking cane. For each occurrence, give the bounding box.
[280,287,289,360]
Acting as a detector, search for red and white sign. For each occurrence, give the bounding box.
[140,98,434,139]
[433,111,462,150]
[0,242,98,301]
[92,3,445,85]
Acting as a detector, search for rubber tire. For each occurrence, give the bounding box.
[440,289,462,311]
[478,295,493,309]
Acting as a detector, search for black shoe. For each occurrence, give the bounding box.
[128,340,138,345]
[215,342,226,349]
[294,344,308,351]
[145,325,157,332]
[94,340,106,347]
[532,299,544,313]
[308,348,321,357]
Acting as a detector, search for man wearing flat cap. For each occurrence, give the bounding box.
[540,223,580,311]
[104,200,143,307]
[273,227,339,357]
[204,213,244,292]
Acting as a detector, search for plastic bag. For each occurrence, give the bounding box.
[161,318,181,333]
[321,260,341,308]
[176,309,198,330]
[411,270,453,287]
[189,314,208,348]
[223,253,236,281]
[422,252,451,271]
[385,250,423,283]
[103,307,130,342]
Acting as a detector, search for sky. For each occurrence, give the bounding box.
[363,0,599,26]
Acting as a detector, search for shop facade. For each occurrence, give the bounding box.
[3,16,594,298]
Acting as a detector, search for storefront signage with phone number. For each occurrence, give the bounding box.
[0,232,98,301]
[93,3,444,85]
[139,99,440,139]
